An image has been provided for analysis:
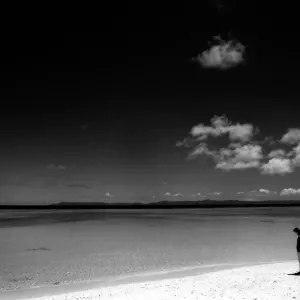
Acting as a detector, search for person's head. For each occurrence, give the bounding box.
[293,228,300,235]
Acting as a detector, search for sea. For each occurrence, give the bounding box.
[0,207,299,294]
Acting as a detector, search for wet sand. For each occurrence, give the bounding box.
[3,260,300,299]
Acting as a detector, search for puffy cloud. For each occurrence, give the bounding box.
[192,36,245,70]
[177,115,300,175]
[287,143,300,166]
[216,144,263,171]
[260,158,293,175]
[190,115,256,142]
[280,188,300,196]
[258,189,271,194]
[227,144,262,161]
[104,192,113,198]
[268,149,286,158]
[188,142,263,171]
[280,129,300,144]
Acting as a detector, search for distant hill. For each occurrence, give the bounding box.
[1,199,300,209]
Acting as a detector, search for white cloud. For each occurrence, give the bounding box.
[188,142,263,171]
[268,149,286,158]
[280,129,300,144]
[192,36,245,70]
[260,158,293,175]
[164,192,172,196]
[288,143,300,166]
[258,189,271,194]
[280,188,300,196]
[216,144,263,171]
[178,115,300,175]
[227,144,263,161]
[190,115,255,142]
[105,192,113,198]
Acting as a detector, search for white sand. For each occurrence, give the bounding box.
[12,261,300,299]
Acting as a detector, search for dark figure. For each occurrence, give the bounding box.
[293,228,300,272]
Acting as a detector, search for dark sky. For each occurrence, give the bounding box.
[1,2,300,204]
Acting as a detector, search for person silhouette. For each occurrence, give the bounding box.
[293,228,300,273]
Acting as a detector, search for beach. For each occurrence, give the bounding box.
[1,208,300,299]
[5,260,300,300]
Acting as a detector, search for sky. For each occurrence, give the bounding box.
[1,2,300,204]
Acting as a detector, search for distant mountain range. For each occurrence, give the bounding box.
[1,199,300,209]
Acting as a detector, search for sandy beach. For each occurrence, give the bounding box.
[4,260,299,300]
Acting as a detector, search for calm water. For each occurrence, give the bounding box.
[0,207,299,292]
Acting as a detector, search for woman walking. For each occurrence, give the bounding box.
[293,228,300,272]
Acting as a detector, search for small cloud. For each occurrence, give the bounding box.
[280,129,300,145]
[211,191,222,196]
[47,164,66,170]
[192,36,245,70]
[190,115,255,142]
[258,188,271,194]
[164,192,172,196]
[280,188,300,196]
[268,149,286,158]
[260,158,293,175]
[192,192,202,197]
[237,191,244,195]
[104,192,113,198]
[173,193,183,197]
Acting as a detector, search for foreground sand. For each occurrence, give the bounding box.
[10,261,300,299]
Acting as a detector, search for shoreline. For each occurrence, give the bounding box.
[1,259,296,300]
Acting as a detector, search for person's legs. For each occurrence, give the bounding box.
[297,252,300,271]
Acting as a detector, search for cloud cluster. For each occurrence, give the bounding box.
[280,188,300,196]
[192,36,245,70]
[177,115,300,175]
[190,115,255,142]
